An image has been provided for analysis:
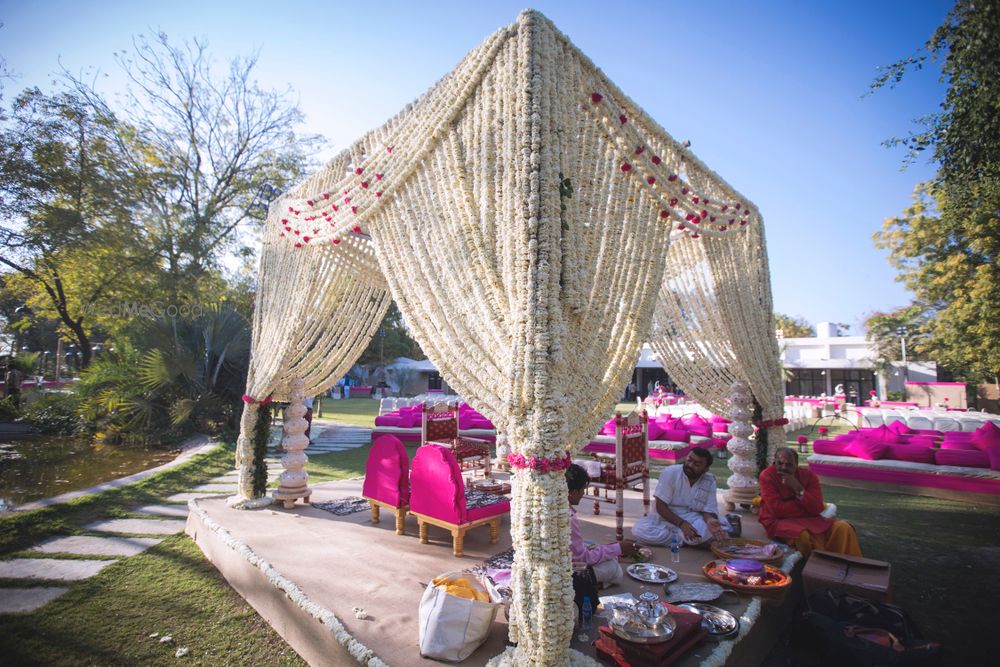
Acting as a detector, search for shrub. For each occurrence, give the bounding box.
[20,392,83,435]
[0,396,21,421]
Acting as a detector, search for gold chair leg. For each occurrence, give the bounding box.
[452,528,465,557]
[419,520,429,544]
[395,510,406,535]
[489,519,499,544]
[370,503,380,524]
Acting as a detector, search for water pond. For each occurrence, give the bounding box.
[0,434,180,511]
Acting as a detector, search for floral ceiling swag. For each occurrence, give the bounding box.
[232,9,785,666]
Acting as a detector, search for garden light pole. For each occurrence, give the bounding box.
[897,326,909,383]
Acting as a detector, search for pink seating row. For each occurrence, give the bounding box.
[586,412,732,461]
[375,402,493,430]
[812,421,1000,471]
[599,412,730,440]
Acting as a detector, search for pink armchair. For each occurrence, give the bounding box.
[361,435,410,535]
[409,444,510,556]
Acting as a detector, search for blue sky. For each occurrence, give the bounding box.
[1,1,951,332]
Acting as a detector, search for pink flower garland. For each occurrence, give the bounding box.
[508,451,572,473]
[241,394,273,406]
[755,417,789,429]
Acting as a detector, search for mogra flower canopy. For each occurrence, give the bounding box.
[235,9,784,665]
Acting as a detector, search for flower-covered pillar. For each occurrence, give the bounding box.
[724,382,759,510]
[498,15,577,662]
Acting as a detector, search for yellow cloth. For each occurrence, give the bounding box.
[431,575,489,602]
[791,519,862,557]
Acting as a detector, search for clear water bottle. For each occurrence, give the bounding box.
[671,536,681,564]
[581,596,593,630]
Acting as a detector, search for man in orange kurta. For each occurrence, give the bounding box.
[759,447,862,557]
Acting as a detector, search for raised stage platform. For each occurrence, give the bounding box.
[186,478,803,666]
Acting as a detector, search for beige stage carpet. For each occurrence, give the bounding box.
[188,477,791,666]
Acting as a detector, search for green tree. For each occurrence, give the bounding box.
[357,302,426,367]
[0,88,155,368]
[75,305,250,440]
[863,305,930,373]
[66,33,318,301]
[875,181,1000,384]
[872,0,1000,181]
[773,312,815,338]
[872,0,1000,387]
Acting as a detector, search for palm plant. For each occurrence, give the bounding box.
[10,351,41,377]
[76,305,250,440]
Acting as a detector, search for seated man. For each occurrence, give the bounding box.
[566,463,638,587]
[632,447,728,547]
[759,447,862,557]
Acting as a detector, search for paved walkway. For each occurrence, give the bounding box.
[0,421,372,614]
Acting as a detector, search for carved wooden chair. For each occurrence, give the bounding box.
[422,401,491,477]
[409,443,509,557]
[422,401,460,442]
[361,435,410,535]
[587,410,650,542]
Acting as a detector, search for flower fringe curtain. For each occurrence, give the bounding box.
[234,10,784,665]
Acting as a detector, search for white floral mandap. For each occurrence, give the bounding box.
[230,9,786,666]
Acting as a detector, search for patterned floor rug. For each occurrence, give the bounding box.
[312,496,371,516]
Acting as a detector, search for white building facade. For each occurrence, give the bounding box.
[779,322,935,400]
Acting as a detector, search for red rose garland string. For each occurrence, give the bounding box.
[587,89,753,240]
[276,145,394,248]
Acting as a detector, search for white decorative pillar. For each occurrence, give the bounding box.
[273,378,313,509]
[724,382,759,511]
[494,433,510,472]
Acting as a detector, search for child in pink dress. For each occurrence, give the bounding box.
[566,463,638,587]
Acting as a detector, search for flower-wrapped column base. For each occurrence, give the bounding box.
[273,378,313,509]
[724,382,759,512]
[502,450,577,665]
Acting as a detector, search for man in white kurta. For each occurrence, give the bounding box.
[632,447,728,546]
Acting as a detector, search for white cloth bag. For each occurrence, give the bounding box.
[418,576,499,661]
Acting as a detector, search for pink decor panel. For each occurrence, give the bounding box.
[934,448,989,468]
[810,462,1000,495]
[362,435,409,506]
[410,444,464,523]
[812,439,850,456]
[846,439,889,461]
[884,444,936,465]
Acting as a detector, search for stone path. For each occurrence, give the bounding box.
[305,423,371,454]
[0,587,68,612]
[0,421,372,614]
[31,535,163,557]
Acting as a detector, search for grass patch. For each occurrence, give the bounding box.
[313,397,381,428]
[0,535,305,666]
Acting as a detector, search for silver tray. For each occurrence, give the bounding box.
[664,582,726,603]
[678,603,740,639]
[609,612,677,644]
[626,563,678,584]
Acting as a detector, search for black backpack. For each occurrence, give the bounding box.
[799,589,942,667]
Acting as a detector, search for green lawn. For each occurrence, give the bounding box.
[4,405,995,665]
[0,441,306,666]
[313,396,381,427]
